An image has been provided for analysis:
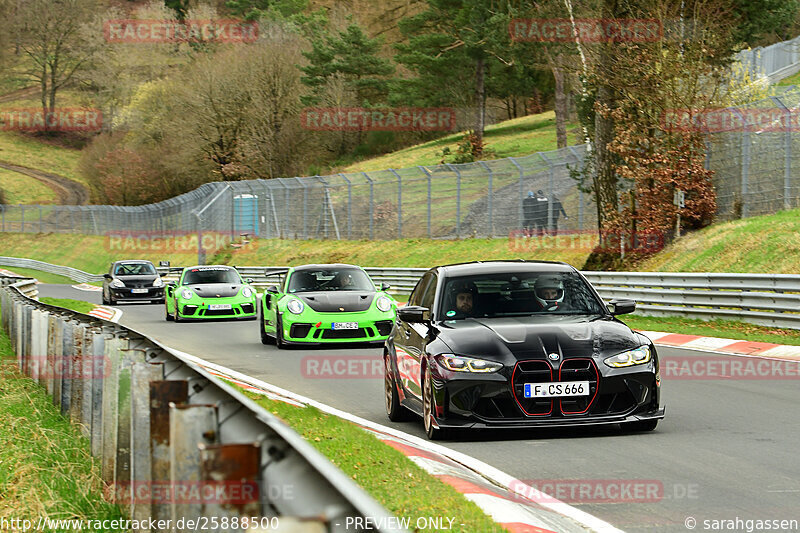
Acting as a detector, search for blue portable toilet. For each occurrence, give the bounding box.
[233,194,259,235]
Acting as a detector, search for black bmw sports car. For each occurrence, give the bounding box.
[384,261,665,439]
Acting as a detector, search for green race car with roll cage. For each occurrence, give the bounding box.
[260,264,397,348]
[165,265,257,322]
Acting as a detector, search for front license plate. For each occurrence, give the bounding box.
[131,289,148,294]
[332,322,358,330]
[209,304,232,310]
[524,381,590,398]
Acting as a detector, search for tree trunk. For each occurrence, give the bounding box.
[474,56,485,144]
[553,55,568,149]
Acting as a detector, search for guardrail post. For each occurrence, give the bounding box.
[29,308,45,384]
[101,335,125,482]
[69,322,87,428]
[115,338,136,492]
[131,355,165,526]
[46,313,60,395]
[150,381,190,524]
[60,318,75,415]
[90,327,110,458]
[170,404,219,531]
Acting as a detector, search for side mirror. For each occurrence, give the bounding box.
[398,305,431,323]
[103,274,113,280]
[167,281,176,288]
[380,282,391,291]
[608,299,636,316]
[159,272,168,277]
[266,285,280,294]
[246,278,255,284]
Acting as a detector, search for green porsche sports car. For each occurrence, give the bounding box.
[165,265,257,322]
[260,264,397,347]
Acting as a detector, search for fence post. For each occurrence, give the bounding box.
[389,169,402,239]
[770,95,792,210]
[339,173,352,239]
[509,157,524,233]
[362,172,374,240]
[418,167,433,239]
[539,153,555,231]
[446,164,461,238]
[479,162,493,238]
[733,108,750,218]
[296,177,309,240]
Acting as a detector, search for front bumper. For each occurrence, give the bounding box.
[178,297,257,320]
[280,312,394,344]
[110,287,164,302]
[427,358,664,429]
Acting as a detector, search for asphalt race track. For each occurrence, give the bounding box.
[41,284,800,533]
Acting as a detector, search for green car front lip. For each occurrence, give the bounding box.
[177,295,257,320]
[279,309,395,343]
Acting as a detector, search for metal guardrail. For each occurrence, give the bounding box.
[0,275,405,533]
[3,257,799,329]
[0,256,104,283]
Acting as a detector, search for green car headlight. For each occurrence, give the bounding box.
[286,298,305,314]
[435,354,503,373]
[181,288,194,300]
[241,287,254,298]
[604,346,652,368]
[376,295,392,312]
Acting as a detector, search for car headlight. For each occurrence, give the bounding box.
[242,287,253,298]
[152,277,164,288]
[435,354,503,373]
[181,288,194,300]
[376,295,392,312]
[286,298,304,314]
[110,279,125,288]
[604,346,652,368]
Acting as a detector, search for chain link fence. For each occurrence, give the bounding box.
[3,86,800,240]
[0,145,596,240]
[705,88,800,220]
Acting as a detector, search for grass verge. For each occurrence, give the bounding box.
[0,167,58,204]
[0,312,124,528]
[39,297,95,315]
[0,267,80,285]
[0,132,84,186]
[622,315,800,345]
[638,208,800,273]
[241,391,506,532]
[341,110,582,172]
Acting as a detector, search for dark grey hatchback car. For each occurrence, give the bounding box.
[384,260,665,440]
[102,260,166,305]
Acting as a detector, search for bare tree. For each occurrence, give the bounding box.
[17,0,101,132]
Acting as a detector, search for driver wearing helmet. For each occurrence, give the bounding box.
[534,275,565,311]
[446,279,478,317]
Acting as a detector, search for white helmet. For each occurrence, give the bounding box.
[534,275,564,310]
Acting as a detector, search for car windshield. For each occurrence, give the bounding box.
[440,271,607,319]
[183,267,241,285]
[115,263,156,276]
[287,268,374,293]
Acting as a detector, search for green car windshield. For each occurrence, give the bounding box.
[183,268,241,285]
[287,268,374,293]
